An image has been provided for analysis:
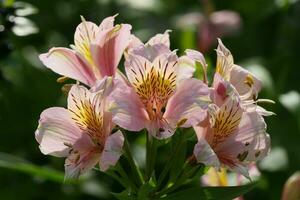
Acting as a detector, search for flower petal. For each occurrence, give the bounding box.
[67,84,102,115]
[217,111,270,164]
[146,30,171,47]
[35,107,82,157]
[193,131,221,168]
[39,47,96,86]
[185,49,207,70]
[229,64,262,99]
[215,38,234,80]
[131,43,171,62]
[110,79,149,131]
[74,19,99,58]
[164,78,210,128]
[175,55,196,83]
[99,130,124,171]
[64,126,101,180]
[126,34,143,53]
[99,15,117,31]
[90,24,132,77]
[146,118,175,139]
[212,73,236,107]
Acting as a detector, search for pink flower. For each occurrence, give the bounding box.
[39,15,132,86]
[214,38,274,116]
[35,78,124,179]
[109,31,211,139]
[193,76,270,178]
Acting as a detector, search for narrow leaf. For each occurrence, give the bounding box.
[162,182,256,200]
[0,152,75,183]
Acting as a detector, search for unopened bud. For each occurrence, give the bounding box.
[61,84,73,95]
[57,76,69,83]
[282,171,300,200]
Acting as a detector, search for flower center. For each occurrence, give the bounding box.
[133,64,176,118]
[69,97,105,147]
[211,100,242,147]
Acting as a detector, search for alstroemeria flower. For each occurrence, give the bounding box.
[39,15,132,86]
[35,79,124,179]
[193,76,270,178]
[110,31,210,139]
[214,38,274,116]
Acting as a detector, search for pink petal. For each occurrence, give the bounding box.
[175,55,196,83]
[39,47,96,86]
[99,15,117,31]
[90,76,115,97]
[164,78,210,128]
[131,43,171,62]
[216,38,234,80]
[193,131,221,168]
[146,118,175,139]
[217,111,270,164]
[67,84,102,114]
[185,49,207,70]
[125,34,143,55]
[90,24,132,77]
[35,107,82,157]
[109,79,149,131]
[74,20,99,55]
[125,53,150,85]
[229,64,262,98]
[64,128,101,179]
[212,73,237,108]
[146,30,171,47]
[99,130,124,171]
[67,84,112,139]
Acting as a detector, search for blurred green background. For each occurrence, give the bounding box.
[0,0,300,199]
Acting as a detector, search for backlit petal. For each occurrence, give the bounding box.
[175,55,196,83]
[164,78,210,128]
[217,111,270,165]
[146,30,171,47]
[39,47,96,86]
[65,141,100,180]
[90,24,132,77]
[131,43,171,62]
[110,79,149,131]
[99,15,117,31]
[99,130,124,171]
[216,38,234,80]
[74,19,99,63]
[67,85,108,145]
[230,64,262,99]
[35,107,82,157]
[193,134,221,168]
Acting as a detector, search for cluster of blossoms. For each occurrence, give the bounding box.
[35,15,272,188]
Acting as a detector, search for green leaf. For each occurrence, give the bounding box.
[161,182,256,200]
[0,152,75,184]
[169,140,186,182]
[138,182,155,200]
[112,190,136,200]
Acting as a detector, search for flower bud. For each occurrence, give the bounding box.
[282,171,300,200]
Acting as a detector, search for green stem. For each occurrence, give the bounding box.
[106,170,128,189]
[145,133,157,181]
[124,135,144,186]
[156,130,185,189]
[115,163,138,192]
[155,164,202,197]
